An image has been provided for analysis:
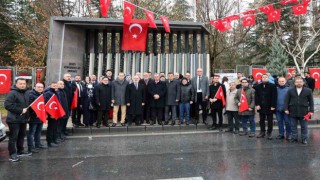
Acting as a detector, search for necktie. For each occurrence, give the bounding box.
[135,83,138,90]
[198,76,201,90]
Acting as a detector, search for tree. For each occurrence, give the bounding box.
[266,35,288,77]
[169,0,193,21]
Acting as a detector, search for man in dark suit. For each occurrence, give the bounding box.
[164,72,180,125]
[304,72,315,92]
[139,72,153,124]
[191,68,209,124]
[255,74,277,139]
[284,77,314,144]
[148,73,167,125]
[126,75,146,125]
[62,73,74,135]
[95,77,112,128]
[72,75,84,127]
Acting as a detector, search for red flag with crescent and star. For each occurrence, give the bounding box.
[144,10,157,28]
[160,16,170,33]
[268,9,281,22]
[123,1,135,25]
[71,88,78,109]
[121,19,149,52]
[45,94,66,120]
[252,68,267,81]
[214,86,226,107]
[0,69,12,94]
[242,15,256,27]
[287,68,295,79]
[239,89,249,113]
[309,68,320,88]
[279,0,299,5]
[100,0,112,17]
[258,4,274,14]
[292,3,308,16]
[30,94,47,123]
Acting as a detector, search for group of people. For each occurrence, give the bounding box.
[4,68,315,162]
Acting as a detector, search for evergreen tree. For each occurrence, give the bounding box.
[266,35,288,77]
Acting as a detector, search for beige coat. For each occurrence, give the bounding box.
[226,89,238,111]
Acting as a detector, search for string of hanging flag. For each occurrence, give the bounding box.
[210,0,314,32]
[99,0,171,33]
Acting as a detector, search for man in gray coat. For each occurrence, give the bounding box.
[191,68,209,124]
[165,72,181,125]
[111,72,128,127]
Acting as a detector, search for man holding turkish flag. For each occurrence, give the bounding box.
[208,75,226,131]
[28,83,47,153]
[235,78,256,137]
[121,19,149,52]
[0,69,12,94]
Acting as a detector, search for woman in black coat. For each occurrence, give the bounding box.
[82,83,96,127]
[94,77,112,128]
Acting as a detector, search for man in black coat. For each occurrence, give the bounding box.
[62,73,74,135]
[126,75,146,125]
[164,72,181,126]
[27,83,46,154]
[255,74,277,139]
[208,75,226,131]
[95,77,112,128]
[57,81,70,142]
[139,72,153,124]
[304,72,315,92]
[44,82,59,148]
[284,77,314,144]
[72,75,84,127]
[148,73,167,125]
[5,78,31,162]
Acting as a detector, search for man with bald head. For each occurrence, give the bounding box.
[62,73,74,134]
[139,72,153,124]
[191,68,209,124]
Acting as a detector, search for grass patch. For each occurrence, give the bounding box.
[0,106,7,117]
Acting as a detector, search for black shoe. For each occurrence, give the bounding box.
[267,134,273,140]
[9,154,20,162]
[35,144,47,149]
[17,151,32,157]
[121,123,126,127]
[289,139,298,143]
[158,122,163,125]
[78,123,85,127]
[28,148,39,153]
[234,130,239,134]
[286,136,292,140]
[103,124,110,127]
[186,122,190,125]
[73,124,79,128]
[257,132,265,138]
[171,122,175,126]
[248,133,255,138]
[64,132,70,136]
[164,121,169,125]
[112,123,117,127]
[276,135,285,139]
[150,121,154,125]
[181,122,184,125]
[48,143,59,148]
[219,128,223,132]
[239,132,248,136]
[96,125,101,128]
[209,126,217,130]
[225,129,233,133]
[302,139,307,145]
[203,121,207,125]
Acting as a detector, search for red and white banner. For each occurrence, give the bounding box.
[121,20,149,52]
[309,68,320,88]
[252,68,267,81]
[0,69,12,94]
[287,68,296,79]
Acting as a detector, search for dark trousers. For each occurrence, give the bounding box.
[227,111,240,131]
[72,105,83,125]
[290,117,308,140]
[7,123,26,155]
[47,118,58,144]
[57,118,67,139]
[259,113,274,134]
[27,123,43,149]
[127,114,142,125]
[83,110,96,125]
[195,92,207,123]
[97,110,109,125]
[143,104,151,123]
[151,107,164,124]
[62,110,70,135]
[211,108,223,127]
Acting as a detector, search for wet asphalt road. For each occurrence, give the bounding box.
[1,129,320,180]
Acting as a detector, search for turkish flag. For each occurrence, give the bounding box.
[0,69,12,94]
[210,19,232,32]
[259,5,274,14]
[239,89,249,113]
[252,68,267,81]
[303,0,311,4]
[121,20,149,52]
[36,69,42,83]
[304,112,312,121]
[30,94,47,123]
[268,9,281,22]
[309,68,320,88]
[160,16,170,33]
[45,94,66,120]
[279,0,299,5]
[243,10,256,15]
[144,10,157,28]
[100,0,111,17]
[123,1,135,25]
[287,68,295,79]
[242,15,256,27]
[214,86,226,107]
[71,88,78,109]
[292,3,308,16]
